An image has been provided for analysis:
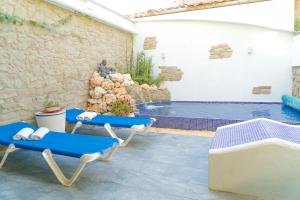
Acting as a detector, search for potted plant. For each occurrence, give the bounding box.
[111,96,135,116]
[43,94,62,113]
[35,94,66,132]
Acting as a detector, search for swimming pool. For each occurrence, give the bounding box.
[136,101,300,131]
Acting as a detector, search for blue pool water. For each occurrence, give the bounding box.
[136,102,300,130]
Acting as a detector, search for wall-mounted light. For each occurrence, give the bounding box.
[161,53,166,60]
[247,47,253,55]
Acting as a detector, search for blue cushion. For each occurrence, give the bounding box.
[282,95,300,111]
[66,108,154,128]
[0,122,118,158]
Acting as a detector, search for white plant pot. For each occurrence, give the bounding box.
[35,109,66,132]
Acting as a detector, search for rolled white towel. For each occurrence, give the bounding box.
[13,128,34,140]
[76,112,86,120]
[76,112,97,121]
[30,127,49,140]
[83,112,97,121]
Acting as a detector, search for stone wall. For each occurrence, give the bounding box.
[296,0,300,31]
[292,66,300,98]
[252,86,272,95]
[296,0,300,22]
[0,0,133,124]
[209,43,233,59]
[143,37,157,50]
[127,84,171,104]
[159,66,183,81]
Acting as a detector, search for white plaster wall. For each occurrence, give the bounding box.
[134,0,295,32]
[292,35,300,66]
[134,21,294,102]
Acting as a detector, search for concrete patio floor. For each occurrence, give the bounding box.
[0,127,256,200]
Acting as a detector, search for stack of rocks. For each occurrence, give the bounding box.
[87,67,171,115]
[87,72,136,114]
[126,83,171,104]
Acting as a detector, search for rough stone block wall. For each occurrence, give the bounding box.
[209,43,233,59]
[143,37,157,50]
[292,66,300,98]
[296,0,300,30]
[252,86,271,95]
[126,84,171,104]
[296,0,300,21]
[159,66,183,81]
[0,0,133,124]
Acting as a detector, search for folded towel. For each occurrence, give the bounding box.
[84,112,97,121]
[30,127,49,140]
[13,128,34,140]
[76,112,97,121]
[76,112,86,120]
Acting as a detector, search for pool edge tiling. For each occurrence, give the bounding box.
[136,101,300,131]
[137,115,243,131]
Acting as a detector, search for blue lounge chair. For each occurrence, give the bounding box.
[66,108,156,147]
[0,122,119,186]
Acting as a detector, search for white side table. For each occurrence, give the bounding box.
[35,109,66,132]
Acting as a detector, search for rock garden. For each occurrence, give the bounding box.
[87,53,171,116]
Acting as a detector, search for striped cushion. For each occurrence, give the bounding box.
[210,119,300,149]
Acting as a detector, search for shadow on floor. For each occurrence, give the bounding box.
[0,127,256,200]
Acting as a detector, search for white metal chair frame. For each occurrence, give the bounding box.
[0,143,119,187]
[70,118,156,147]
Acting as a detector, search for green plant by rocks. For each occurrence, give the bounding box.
[111,97,134,116]
[129,52,162,86]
